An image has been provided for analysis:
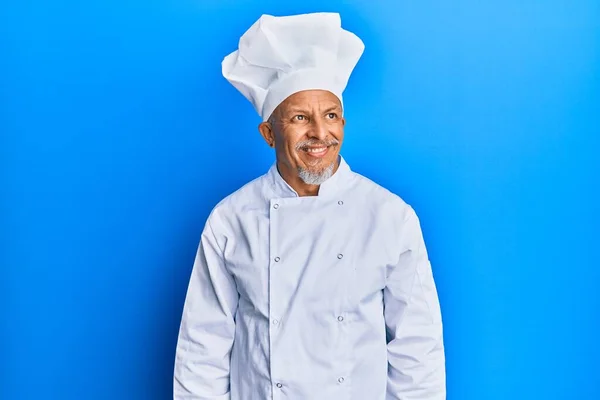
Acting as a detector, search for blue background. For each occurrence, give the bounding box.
[2,1,599,399]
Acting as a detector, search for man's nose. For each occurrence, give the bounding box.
[309,118,328,140]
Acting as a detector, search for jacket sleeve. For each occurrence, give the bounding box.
[173,217,239,400]
[384,205,446,399]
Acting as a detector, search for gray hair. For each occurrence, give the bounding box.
[297,162,335,185]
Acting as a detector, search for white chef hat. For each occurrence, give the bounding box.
[222,12,365,121]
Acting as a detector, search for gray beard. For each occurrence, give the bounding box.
[297,162,335,185]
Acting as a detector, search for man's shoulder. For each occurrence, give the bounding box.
[349,170,412,216]
[208,172,269,223]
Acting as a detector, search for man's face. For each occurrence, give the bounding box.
[260,90,345,185]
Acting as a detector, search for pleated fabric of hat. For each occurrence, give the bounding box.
[222,12,365,121]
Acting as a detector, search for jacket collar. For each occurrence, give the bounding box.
[267,155,352,199]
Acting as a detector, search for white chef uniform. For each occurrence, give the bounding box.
[174,12,445,400]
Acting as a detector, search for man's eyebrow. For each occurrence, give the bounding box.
[323,105,342,113]
[284,107,309,115]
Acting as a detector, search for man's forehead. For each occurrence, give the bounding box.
[281,91,341,111]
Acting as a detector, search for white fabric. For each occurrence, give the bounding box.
[173,156,446,399]
[222,13,365,121]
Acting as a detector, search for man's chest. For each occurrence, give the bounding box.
[223,198,399,316]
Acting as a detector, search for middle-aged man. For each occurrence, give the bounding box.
[174,12,446,400]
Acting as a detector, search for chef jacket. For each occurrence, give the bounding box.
[174,156,445,399]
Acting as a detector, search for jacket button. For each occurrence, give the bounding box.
[273,203,279,209]
[337,316,344,322]
[338,377,345,383]
[276,383,283,388]
[338,200,344,205]
[337,253,343,259]
[274,257,280,262]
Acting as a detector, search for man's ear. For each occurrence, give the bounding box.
[258,121,275,148]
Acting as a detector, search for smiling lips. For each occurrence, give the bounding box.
[303,146,329,158]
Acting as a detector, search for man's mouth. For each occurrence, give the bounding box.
[302,145,330,158]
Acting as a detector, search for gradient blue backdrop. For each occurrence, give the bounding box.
[2,1,599,399]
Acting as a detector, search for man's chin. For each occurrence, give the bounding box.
[300,151,337,167]
[303,160,332,174]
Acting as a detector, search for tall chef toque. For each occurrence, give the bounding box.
[222,12,365,121]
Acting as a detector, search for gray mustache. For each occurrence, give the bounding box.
[295,138,340,150]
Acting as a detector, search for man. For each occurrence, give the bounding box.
[174,12,445,400]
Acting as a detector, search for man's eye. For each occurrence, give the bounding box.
[327,113,338,119]
[294,115,306,121]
